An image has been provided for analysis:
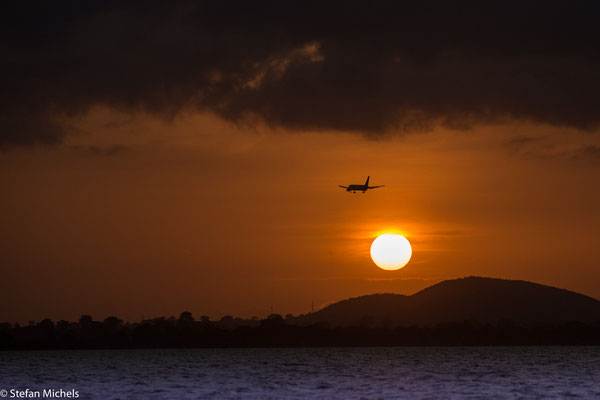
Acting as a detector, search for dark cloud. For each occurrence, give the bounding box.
[506,136,544,148]
[2,0,600,147]
[70,144,129,156]
[571,145,600,161]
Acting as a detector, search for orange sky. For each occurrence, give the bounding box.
[2,109,600,323]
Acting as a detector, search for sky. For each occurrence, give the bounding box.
[2,1,600,323]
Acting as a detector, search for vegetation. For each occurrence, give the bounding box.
[2,313,600,349]
[4,278,599,349]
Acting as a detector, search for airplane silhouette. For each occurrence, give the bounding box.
[339,176,385,193]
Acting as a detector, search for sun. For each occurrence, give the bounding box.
[370,234,412,270]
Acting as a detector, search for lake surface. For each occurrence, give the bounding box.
[2,347,600,399]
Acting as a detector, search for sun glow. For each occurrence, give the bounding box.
[370,234,412,270]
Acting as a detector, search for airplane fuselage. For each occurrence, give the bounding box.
[346,184,368,192]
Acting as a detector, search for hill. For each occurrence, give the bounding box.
[294,277,600,327]
[3,276,600,348]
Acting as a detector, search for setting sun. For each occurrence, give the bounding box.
[370,234,412,270]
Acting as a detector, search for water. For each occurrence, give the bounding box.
[1,347,600,399]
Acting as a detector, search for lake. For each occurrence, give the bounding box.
[1,347,600,399]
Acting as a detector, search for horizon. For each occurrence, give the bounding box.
[5,275,599,325]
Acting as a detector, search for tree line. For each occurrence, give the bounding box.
[2,312,600,349]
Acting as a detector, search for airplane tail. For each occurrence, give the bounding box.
[365,176,370,186]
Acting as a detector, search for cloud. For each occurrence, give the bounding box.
[70,145,129,156]
[505,136,544,148]
[2,1,600,147]
[570,145,600,161]
[504,133,600,161]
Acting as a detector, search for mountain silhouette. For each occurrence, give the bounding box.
[295,277,600,327]
[3,276,600,349]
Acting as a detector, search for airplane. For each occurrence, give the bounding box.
[338,176,385,193]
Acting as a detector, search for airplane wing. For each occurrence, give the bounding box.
[368,185,385,189]
[338,185,348,189]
